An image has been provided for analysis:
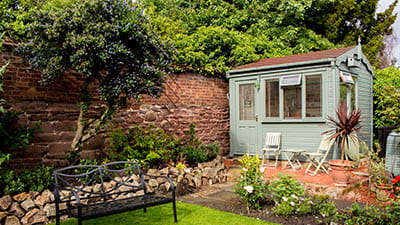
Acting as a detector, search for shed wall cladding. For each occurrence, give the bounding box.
[357,63,373,147]
[0,52,229,169]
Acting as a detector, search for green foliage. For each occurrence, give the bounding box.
[311,195,338,224]
[145,0,334,76]
[107,124,180,168]
[0,160,53,195]
[200,142,221,161]
[0,153,24,195]
[18,0,172,105]
[0,111,41,151]
[305,0,398,68]
[180,145,207,166]
[20,165,54,192]
[107,123,220,167]
[269,174,310,215]
[374,66,400,131]
[179,123,220,165]
[74,158,100,184]
[234,154,267,210]
[269,174,305,200]
[337,204,389,225]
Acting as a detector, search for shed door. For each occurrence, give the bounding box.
[236,81,259,155]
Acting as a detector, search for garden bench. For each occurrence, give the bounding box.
[53,161,177,225]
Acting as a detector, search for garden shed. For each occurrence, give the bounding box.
[226,43,374,160]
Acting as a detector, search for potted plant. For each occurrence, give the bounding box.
[324,102,363,187]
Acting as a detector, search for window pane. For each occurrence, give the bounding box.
[306,75,322,117]
[265,79,279,117]
[239,83,255,120]
[281,75,301,86]
[284,86,301,119]
[340,77,356,111]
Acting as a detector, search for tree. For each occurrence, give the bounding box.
[145,0,334,76]
[305,0,398,68]
[373,66,400,131]
[18,0,172,161]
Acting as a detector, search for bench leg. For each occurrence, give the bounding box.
[78,218,82,225]
[143,207,147,213]
[173,201,177,223]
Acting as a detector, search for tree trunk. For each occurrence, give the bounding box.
[70,103,86,159]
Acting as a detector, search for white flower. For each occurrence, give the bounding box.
[290,201,295,206]
[260,167,265,173]
[242,168,248,172]
[282,196,288,202]
[290,194,298,199]
[244,185,254,193]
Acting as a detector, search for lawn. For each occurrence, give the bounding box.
[51,201,277,225]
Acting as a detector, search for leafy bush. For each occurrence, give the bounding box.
[337,204,388,225]
[0,158,53,195]
[374,66,400,131]
[234,154,267,210]
[20,165,54,193]
[74,159,100,184]
[269,174,311,216]
[181,145,207,165]
[107,124,180,168]
[200,142,221,161]
[0,153,25,195]
[311,195,338,224]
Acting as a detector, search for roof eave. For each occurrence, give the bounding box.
[226,58,335,78]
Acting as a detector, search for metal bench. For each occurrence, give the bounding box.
[54,161,177,225]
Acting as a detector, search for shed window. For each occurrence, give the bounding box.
[340,77,357,111]
[239,83,255,120]
[265,79,279,117]
[306,75,322,117]
[281,75,301,86]
[283,86,302,119]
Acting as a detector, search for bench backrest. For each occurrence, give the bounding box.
[54,161,145,203]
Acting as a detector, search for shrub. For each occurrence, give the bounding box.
[311,195,338,224]
[269,174,311,216]
[74,159,100,184]
[234,154,267,211]
[200,142,221,161]
[20,165,54,193]
[107,124,179,168]
[0,156,25,195]
[181,145,207,166]
[337,204,389,225]
[0,160,54,195]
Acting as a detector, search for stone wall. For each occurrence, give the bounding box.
[0,51,229,169]
[0,157,227,225]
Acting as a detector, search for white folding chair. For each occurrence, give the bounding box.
[303,135,334,176]
[261,132,281,168]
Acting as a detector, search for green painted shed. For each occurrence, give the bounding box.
[226,43,374,160]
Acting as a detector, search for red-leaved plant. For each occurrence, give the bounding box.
[323,102,363,161]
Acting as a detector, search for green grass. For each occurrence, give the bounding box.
[51,201,277,225]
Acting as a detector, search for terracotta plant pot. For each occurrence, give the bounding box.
[222,157,235,170]
[329,160,353,187]
[375,184,393,201]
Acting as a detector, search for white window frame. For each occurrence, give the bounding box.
[262,73,324,122]
[280,75,302,87]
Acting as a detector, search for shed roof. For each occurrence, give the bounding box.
[232,46,355,71]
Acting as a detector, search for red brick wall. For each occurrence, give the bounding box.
[0,52,229,169]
